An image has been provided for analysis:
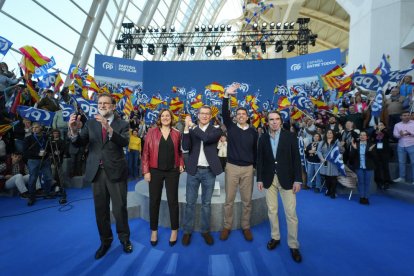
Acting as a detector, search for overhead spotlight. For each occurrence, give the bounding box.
[205,44,213,57]
[214,45,221,56]
[296,18,310,24]
[232,45,237,55]
[220,24,225,31]
[115,39,124,44]
[270,22,275,29]
[262,22,267,29]
[170,26,175,32]
[287,40,296,52]
[147,44,155,55]
[190,47,195,56]
[116,44,122,50]
[208,25,213,31]
[122,23,134,29]
[162,44,168,56]
[178,44,185,55]
[134,28,140,34]
[201,25,206,32]
[161,26,167,32]
[309,34,318,46]
[154,27,159,32]
[214,25,219,31]
[140,26,146,32]
[147,26,153,32]
[260,42,266,53]
[289,22,295,29]
[276,22,282,29]
[275,41,283,53]
[226,24,232,31]
[195,25,200,31]
[136,44,143,55]
[253,23,258,30]
[283,22,289,29]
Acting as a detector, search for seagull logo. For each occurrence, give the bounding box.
[290,63,302,71]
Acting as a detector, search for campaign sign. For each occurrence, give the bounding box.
[95,54,143,82]
[17,106,55,126]
[33,57,56,78]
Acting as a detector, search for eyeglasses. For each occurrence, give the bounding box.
[199,112,211,116]
[98,102,112,106]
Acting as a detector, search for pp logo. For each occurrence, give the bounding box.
[290,63,302,71]
[0,37,11,52]
[102,62,114,70]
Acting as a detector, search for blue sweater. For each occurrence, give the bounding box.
[222,97,258,167]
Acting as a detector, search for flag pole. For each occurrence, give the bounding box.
[310,140,339,183]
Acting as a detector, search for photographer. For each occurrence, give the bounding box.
[24,122,55,206]
[50,129,65,191]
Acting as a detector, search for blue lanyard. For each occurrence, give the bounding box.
[33,134,45,149]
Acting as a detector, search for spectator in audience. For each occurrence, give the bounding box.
[37,89,59,112]
[52,108,68,141]
[349,131,376,205]
[128,128,141,179]
[0,152,40,198]
[181,106,222,246]
[363,101,387,136]
[217,134,228,170]
[24,122,55,206]
[337,107,348,127]
[13,118,32,154]
[50,129,65,191]
[399,75,413,98]
[0,62,16,78]
[305,133,322,192]
[386,87,404,139]
[393,111,414,184]
[340,121,359,165]
[317,129,341,199]
[345,105,364,131]
[220,83,258,242]
[353,93,368,113]
[326,116,341,139]
[142,109,184,247]
[370,122,392,190]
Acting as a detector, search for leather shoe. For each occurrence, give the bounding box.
[220,228,231,241]
[182,233,192,246]
[121,240,133,253]
[290,248,302,263]
[169,239,177,247]
[95,243,111,259]
[201,232,214,245]
[242,229,253,241]
[150,240,158,246]
[267,239,280,250]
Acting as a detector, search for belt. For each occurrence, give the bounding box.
[197,165,209,169]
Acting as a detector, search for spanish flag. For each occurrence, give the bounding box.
[251,113,261,128]
[25,78,40,103]
[54,73,63,92]
[191,94,203,109]
[205,82,224,93]
[0,121,18,136]
[291,108,303,121]
[230,96,238,108]
[277,96,291,108]
[19,45,51,74]
[169,97,184,113]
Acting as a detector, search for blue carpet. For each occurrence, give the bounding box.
[0,186,413,276]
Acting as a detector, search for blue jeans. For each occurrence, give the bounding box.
[306,162,321,188]
[397,145,414,181]
[183,168,216,233]
[27,158,53,196]
[128,150,140,178]
[356,169,373,198]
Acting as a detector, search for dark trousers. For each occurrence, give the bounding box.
[374,152,391,187]
[92,167,130,245]
[149,168,180,231]
[324,175,337,196]
[219,157,227,170]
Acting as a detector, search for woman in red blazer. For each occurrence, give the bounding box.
[142,109,184,247]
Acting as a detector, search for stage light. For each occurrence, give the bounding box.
[154,27,159,32]
[214,45,221,56]
[134,28,140,34]
[275,41,283,52]
[283,22,289,29]
[161,26,167,32]
[276,22,282,29]
[220,24,225,31]
[214,25,219,32]
[116,44,122,50]
[201,25,206,32]
[226,24,232,31]
[287,40,295,52]
[122,23,134,29]
[190,47,195,56]
[178,44,185,55]
[208,25,213,31]
[262,22,267,30]
[147,44,155,55]
[170,26,175,32]
[136,44,143,55]
[232,45,237,55]
[205,44,213,56]
[147,26,153,32]
[115,39,124,44]
[162,44,168,55]
[270,22,275,29]
[253,23,258,30]
[261,42,266,53]
[140,26,146,32]
[309,34,317,46]
[289,22,295,29]
[195,25,200,31]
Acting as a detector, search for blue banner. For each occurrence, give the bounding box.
[59,102,76,122]
[0,36,13,55]
[95,54,143,82]
[352,74,382,91]
[37,72,57,89]
[33,57,56,78]
[73,96,98,119]
[17,106,55,126]
[326,143,346,176]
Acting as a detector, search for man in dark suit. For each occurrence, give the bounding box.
[181,105,223,246]
[69,94,132,259]
[256,110,303,263]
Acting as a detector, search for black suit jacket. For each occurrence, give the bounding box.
[73,115,129,183]
[256,130,302,190]
[182,124,223,176]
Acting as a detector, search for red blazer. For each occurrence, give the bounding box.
[142,127,184,174]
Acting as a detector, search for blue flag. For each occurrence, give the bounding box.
[37,72,57,89]
[145,110,159,125]
[279,108,290,123]
[17,106,55,126]
[73,96,98,119]
[326,143,346,176]
[371,86,383,117]
[0,36,13,55]
[33,57,56,78]
[298,136,307,172]
[59,102,76,122]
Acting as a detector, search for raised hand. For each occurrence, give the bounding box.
[69,114,82,133]
[225,83,241,95]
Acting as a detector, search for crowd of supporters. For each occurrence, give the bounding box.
[1,60,413,206]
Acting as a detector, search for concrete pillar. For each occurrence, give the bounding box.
[337,0,414,72]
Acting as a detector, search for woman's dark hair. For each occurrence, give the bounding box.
[156,109,176,128]
[322,129,337,145]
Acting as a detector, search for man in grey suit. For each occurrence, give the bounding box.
[69,94,132,259]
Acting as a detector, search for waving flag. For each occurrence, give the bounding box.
[230,96,238,108]
[17,106,55,126]
[19,45,51,74]
[169,97,184,113]
[0,121,19,136]
[279,107,290,122]
[0,36,13,55]
[123,96,133,117]
[371,86,384,117]
[54,73,63,92]
[191,94,203,109]
[251,112,261,128]
[59,102,76,122]
[298,136,307,171]
[38,72,57,89]
[205,82,224,93]
[277,96,291,108]
[73,96,98,119]
[373,54,391,75]
[290,95,313,114]
[326,142,346,176]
